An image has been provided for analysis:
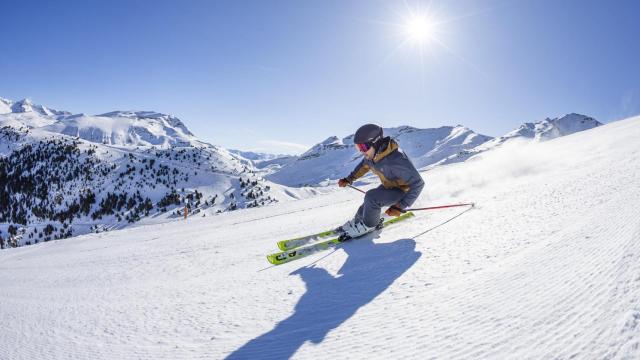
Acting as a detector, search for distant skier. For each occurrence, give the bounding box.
[338,124,424,238]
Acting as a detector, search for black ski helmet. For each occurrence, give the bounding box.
[354,124,383,146]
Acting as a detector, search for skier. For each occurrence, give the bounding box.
[337,124,425,239]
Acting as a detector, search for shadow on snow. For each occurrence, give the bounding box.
[226,236,421,359]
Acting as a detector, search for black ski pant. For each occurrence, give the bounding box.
[355,185,406,227]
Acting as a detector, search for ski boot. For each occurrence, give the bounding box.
[336,218,383,241]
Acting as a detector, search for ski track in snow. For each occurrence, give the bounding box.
[1,117,639,359]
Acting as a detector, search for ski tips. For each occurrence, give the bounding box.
[266,253,283,265]
[266,254,276,265]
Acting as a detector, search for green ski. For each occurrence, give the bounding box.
[267,212,415,265]
[278,211,415,251]
[277,228,339,251]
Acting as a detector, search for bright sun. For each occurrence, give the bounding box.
[404,15,436,43]
[379,2,485,81]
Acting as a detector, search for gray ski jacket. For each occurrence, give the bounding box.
[346,137,425,209]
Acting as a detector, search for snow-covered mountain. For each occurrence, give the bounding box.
[43,111,197,148]
[1,98,199,148]
[0,97,71,118]
[1,115,637,359]
[506,113,601,140]
[439,113,602,166]
[229,149,298,174]
[0,97,314,248]
[267,125,492,186]
[0,98,70,128]
[229,149,289,162]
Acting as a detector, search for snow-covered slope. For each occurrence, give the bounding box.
[267,125,492,186]
[1,98,198,148]
[0,97,316,247]
[0,97,71,117]
[1,115,638,359]
[43,111,197,148]
[229,149,290,162]
[0,98,70,128]
[267,135,359,186]
[0,97,13,114]
[440,113,602,166]
[0,123,288,246]
[229,149,299,175]
[0,112,58,129]
[385,125,492,168]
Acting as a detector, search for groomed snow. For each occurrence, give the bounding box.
[1,116,639,359]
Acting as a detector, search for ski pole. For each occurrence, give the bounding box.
[403,203,475,212]
[345,184,474,211]
[347,184,366,194]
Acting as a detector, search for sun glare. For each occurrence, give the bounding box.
[375,2,486,82]
[405,15,436,44]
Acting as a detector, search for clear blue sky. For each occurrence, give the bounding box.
[2,0,639,154]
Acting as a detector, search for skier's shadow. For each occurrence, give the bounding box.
[226,236,421,359]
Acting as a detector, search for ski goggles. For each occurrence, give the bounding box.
[356,143,372,153]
